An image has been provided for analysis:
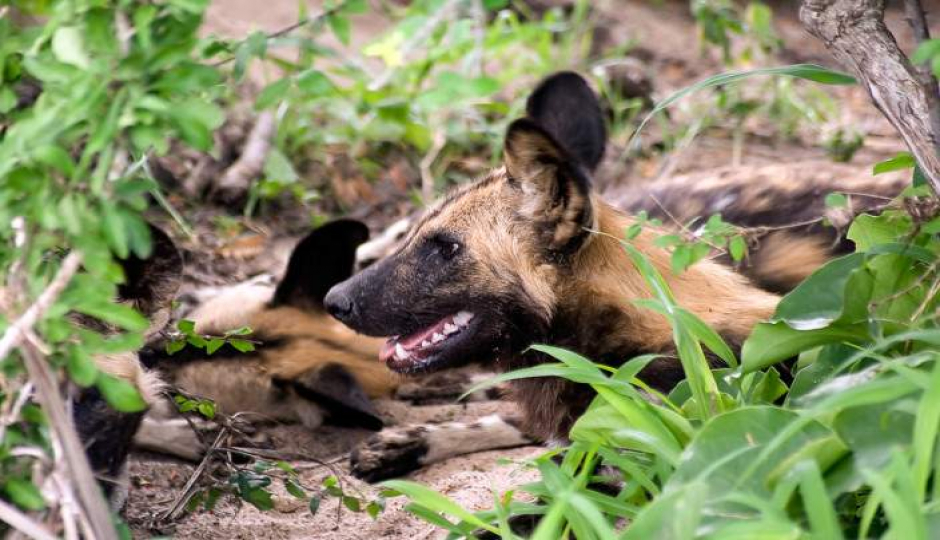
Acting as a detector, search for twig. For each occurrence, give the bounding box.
[212,111,276,203]
[209,1,351,67]
[20,343,118,540]
[161,428,229,521]
[0,381,33,443]
[0,251,82,361]
[0,499,56,540]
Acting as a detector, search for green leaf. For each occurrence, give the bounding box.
[206,338,224,355]
[366,499,385,519]
[328,14,352,45]
[771,253,865,330]
[343,496,361,512]
[177,319,196,334]
[341,0,369,14]
[824,192,847,208]
[3,479,46,511]
[873,152,915,175]
[913,39,940,65]
[166,339,186,355]
[742,321,868,372]
[74,302,149,332]
[66,346,98,387]
[242,486,274,511]
[96,374,148,413]
[255,78,292,110]
[196,401,216,419]
[729,235,746,262]
[51,26,91,69]
[230,339,255,353]
[296,69,335,96]
[0,87,16,114]
[309,496,321,516]
[380,480,497,533]
[285,479,306,499]
[102,203,129,259]
[847,213,911,251]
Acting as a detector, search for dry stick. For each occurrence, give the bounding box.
[161,428,229,521]
[0,251,81,363]
[212,111,276,202]
[0,499,56,540]
[799,0,940,196]
[20,343,118,540]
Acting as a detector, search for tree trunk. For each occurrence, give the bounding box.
[800,0,940,196]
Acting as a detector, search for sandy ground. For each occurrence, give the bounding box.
[127,400,542,539]
[124,0,927,538]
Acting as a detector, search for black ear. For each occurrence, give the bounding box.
[290,363,384,431]
[117,224,183,320]
[272,219,370,310]
[525,71,606,171]
[504,118,594,254]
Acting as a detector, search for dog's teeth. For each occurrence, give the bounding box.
[432,332,445,343]
[454,311,474,327]
[443,323,459,335]
[394,343,409,360]
[421,340,431,348]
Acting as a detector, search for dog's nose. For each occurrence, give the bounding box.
[324,286,354,322]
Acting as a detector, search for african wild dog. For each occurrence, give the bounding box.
[328,71,869,481]
[355,167,906,294]
[606,163,906,292]
[64,224,194,506]
[140,219,507,454]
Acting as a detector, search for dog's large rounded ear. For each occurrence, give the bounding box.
[272,219,370,310]
[504,118,594,254]
[525,71,606,172]
[117,224,183,320]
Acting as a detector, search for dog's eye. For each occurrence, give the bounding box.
[430,235,461,261]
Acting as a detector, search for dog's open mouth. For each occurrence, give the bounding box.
[379,311,476,372]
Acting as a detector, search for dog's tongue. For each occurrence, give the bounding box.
[378,317,450,363]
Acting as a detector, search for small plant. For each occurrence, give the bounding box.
[164,319,257,356]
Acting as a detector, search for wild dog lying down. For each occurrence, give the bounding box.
[141,219,507,456]
[607,163,907,292]
[354,169,905,295]
[65,225,197,505]
[330,72,886,481]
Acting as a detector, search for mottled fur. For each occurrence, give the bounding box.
[325,72,785,443]
[608,162,907,291]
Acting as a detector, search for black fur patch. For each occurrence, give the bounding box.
[117,224,183,318]
[525,71,606,171]
[72,387,145,497]
[272,219,370,310]
[288,363,384,431]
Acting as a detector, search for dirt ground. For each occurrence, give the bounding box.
[125,1,923,538]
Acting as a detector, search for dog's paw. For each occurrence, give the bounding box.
[349,427,430,483]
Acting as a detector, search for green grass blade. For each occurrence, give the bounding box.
[629,64,855,148]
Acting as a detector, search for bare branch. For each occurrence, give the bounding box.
[0,251,82,361]
[800,0,940,195]
[212,111,276,203]
[0,498,56,540]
